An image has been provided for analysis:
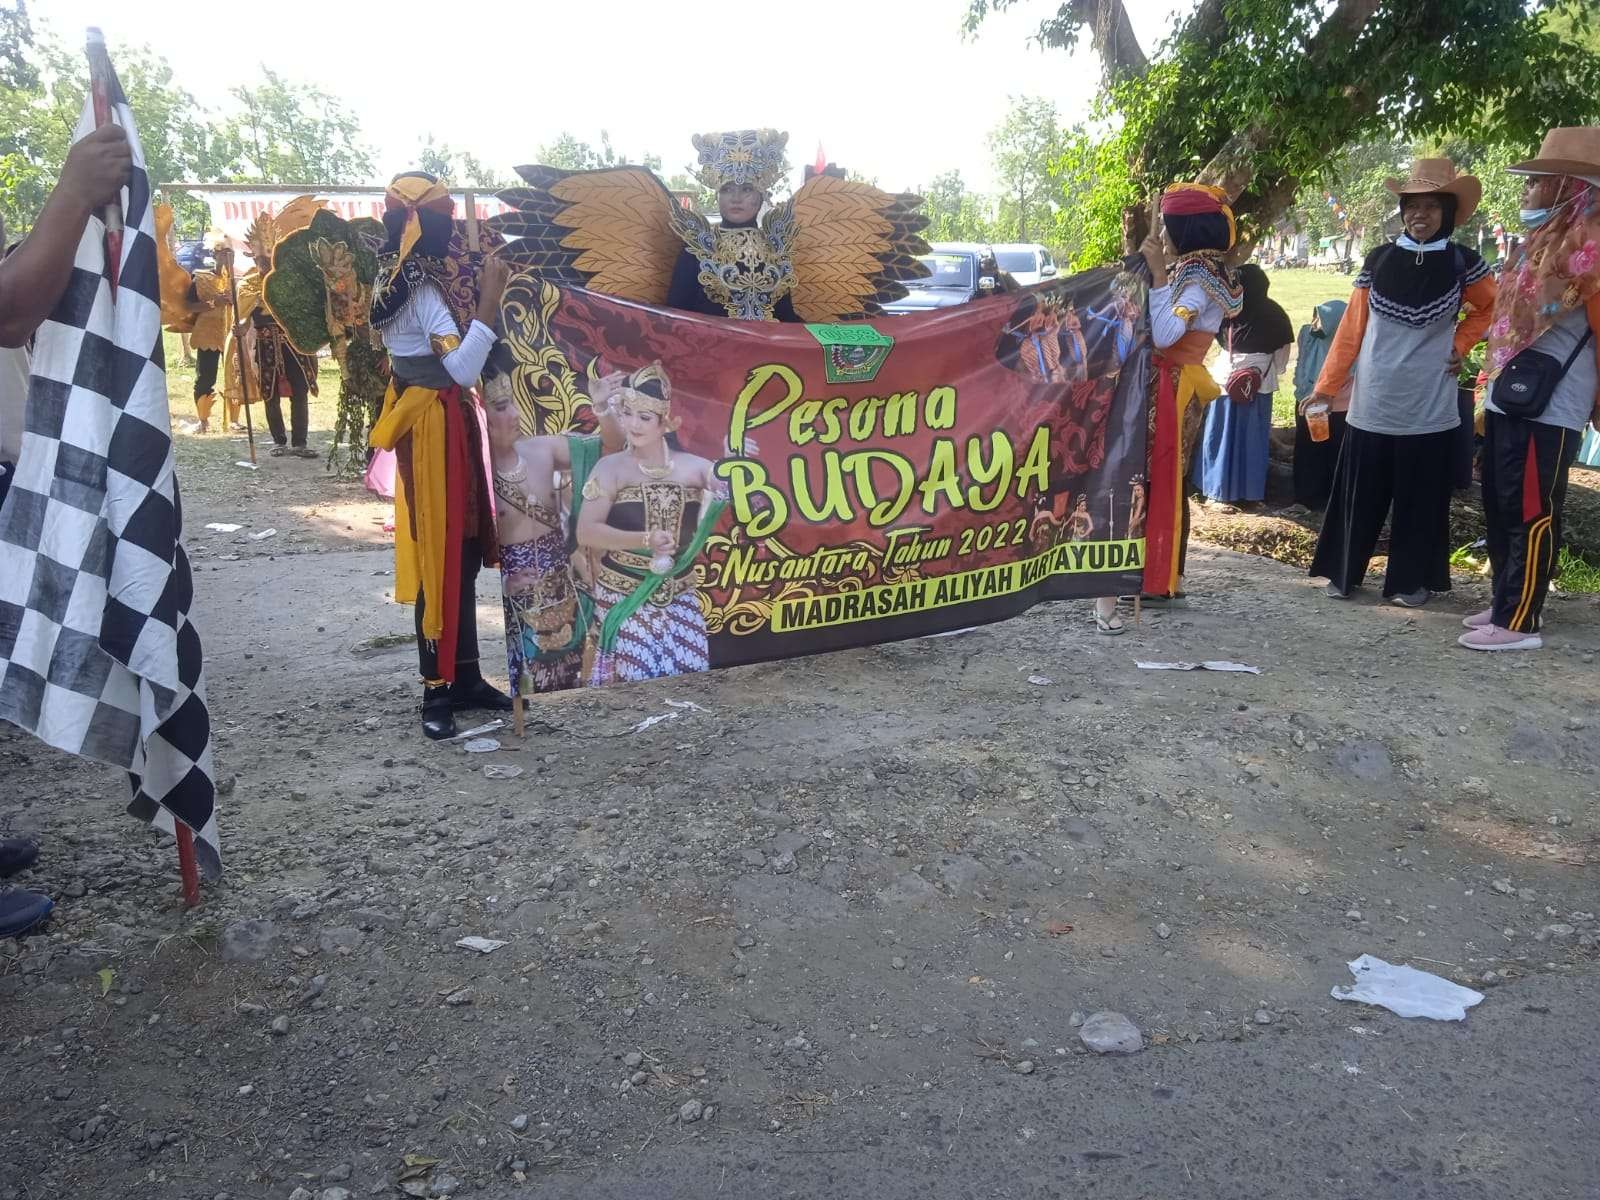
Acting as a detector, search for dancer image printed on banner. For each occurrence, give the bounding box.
[576,363,728,685]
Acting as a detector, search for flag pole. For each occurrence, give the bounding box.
[221,252,258,465]
[85,29,124,300]
[175,824,200,908]
[89,28,202,906]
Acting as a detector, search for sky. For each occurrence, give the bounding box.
[38,0,1184,194]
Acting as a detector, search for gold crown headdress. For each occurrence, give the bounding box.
[243,211,277,264]
[691,129,788,193]
[617,361,672,417]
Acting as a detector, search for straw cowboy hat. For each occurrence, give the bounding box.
[1383,158,1482,223]
[1509,126,1600,177]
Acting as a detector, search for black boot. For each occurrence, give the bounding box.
[450,671,513,713]
[0,837,40,879]
[421,684,457,740]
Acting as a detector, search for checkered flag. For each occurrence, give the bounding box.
[0,37,220,878]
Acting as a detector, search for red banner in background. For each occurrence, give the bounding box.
[491,263,1152,694]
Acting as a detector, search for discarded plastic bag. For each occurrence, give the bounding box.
[1331,954,1484,1021]
[1136,660,1261,674]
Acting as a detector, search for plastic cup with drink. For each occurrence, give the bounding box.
[1306,401,1331,443]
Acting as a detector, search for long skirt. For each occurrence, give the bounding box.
[1292,409,1349,510]
[1310,425,1454,597]
[588,581,710,686]
[1192,391,1272,502]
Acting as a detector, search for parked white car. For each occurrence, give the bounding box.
[991,243,1057,287]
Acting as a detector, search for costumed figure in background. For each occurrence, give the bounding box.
[155,209,234,432]
[576,362,729,685]
[480,344,625,695]
[367,171,512,739]
[490,129,930,323]
[259,206,390,475]
[240,207,321,458]
[1138,182,1242,605]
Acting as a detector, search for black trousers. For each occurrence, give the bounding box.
[263,353,310,448]
[416,538,484,684]
[193,348,220,400]
[1310,425,1454,596]
[1292,410,1349,510]
[1483,411,1581,632]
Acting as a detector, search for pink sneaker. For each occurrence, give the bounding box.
[1458,625,1542,652]
[1461,608,1493,630]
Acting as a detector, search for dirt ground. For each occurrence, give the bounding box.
[2,403,1599,1200]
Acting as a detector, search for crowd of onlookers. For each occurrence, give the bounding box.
[1140,129,1600,656]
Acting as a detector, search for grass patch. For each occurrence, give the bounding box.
[1556,545,1600,594]
[1261,268,1359,428]
[1449,540,1600,594]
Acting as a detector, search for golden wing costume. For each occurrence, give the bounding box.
[488,129,929,323]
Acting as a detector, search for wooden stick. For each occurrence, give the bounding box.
[175,823,200,908]
[85,30,123,300]
[464,189,480,254]
[221,254,258,465]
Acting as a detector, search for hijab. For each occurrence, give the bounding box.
[1219,264,1294,353]
[1363,194,1488,327]
[1485,175,1600,378]
[1293,298,1347,401]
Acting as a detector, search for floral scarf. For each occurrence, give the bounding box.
[1486,177,1600,378]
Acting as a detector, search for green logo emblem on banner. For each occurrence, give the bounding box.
[805,323,895,384]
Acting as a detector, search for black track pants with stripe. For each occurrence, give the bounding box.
[1483,410,1581,633]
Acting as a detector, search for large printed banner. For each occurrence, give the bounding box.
[490,264,1151,694]
[168,186,512,251]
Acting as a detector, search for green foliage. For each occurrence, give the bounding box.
[1,20,380,237]
[0,21,231,236]
[1,0,37,90]
[918,169,994,244]
[227,69,375,185]
[1555,544,1600,594]
[417,134,514,189]
[989,95,1067,242]
[262,209,379,355]
[329,334,387,478]
[1049,116,1141,268]
[970,0,1600,259]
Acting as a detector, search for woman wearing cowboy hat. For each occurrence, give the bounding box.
[1461,128,1600,651]
[1304,159,1497,607]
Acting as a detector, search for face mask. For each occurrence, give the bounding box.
[1521,207,1552,229]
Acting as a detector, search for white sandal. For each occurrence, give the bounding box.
[1094,611,1125,636]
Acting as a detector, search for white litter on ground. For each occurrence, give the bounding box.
[1135,660,1262,674]
[1331,954,1484,1021]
